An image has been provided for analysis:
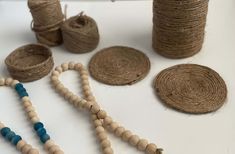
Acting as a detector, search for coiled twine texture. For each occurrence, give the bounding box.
[28,0,64,46]
[61,14,100,53]
[152,0,209,58]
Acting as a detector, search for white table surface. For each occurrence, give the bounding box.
[0,0,235,154]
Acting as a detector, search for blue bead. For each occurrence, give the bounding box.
[1,127,11,137]
[11,135,22,145]
[40,134,50,143]
[37,128,46,137]
[19,91,29,98]
[5,131,16,141]
[34,122,44,131]
[15,83,23,91]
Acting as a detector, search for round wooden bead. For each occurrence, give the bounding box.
[64,91,73,100]
[129,135,140,146]
[81,74,88,81]
[104,116,112,125]
[25,106,35,113]
[87,95,95,101]
[98,132,107,141]
[22,144,32,153]
[103,147,113,154]
[11,80,19,87]
[55,83,64,91]
[146,143,158,154]
[49,145,60,153]
[109,122,118,132]
[55,66,63,73]
[96,126,105,134]
[137,139,148,151]
[5,78,13,86]
[91,114,98,120]
[22,96,30,102]
[122,130,132,141]
[115,127,125,137]
[28,149,39,154]
[74,63,82,70]
[97,110,107,119]
[101,139,111,149]
[44,140,54,150]
[23,101,32,108]
[91,104,100,114]
[28,111,37,118]
[17,140,26,150]
[61,88,69,96]
[79,100,87,108]
[52,71,60,76]
[69,95,77,103]
[0,78,5,86]
[61,63,69,71]
[94,119,102,127]
[68,62,75,69]
[84,101,93,110]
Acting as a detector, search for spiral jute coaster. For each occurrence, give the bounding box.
[28,0,64,46]
[5,44,54,82]
[152,0,209,58]
[154,64,227,114]
[89,46,150,85]
[61,13,100,53]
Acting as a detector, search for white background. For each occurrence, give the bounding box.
[0,0,235,154]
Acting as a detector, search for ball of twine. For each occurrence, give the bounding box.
[5,44,54,82]
[28,0,64,46]
[89,46,150,85]
[61,12,100,53]
[152,0,209,58]
[154,64,227,114]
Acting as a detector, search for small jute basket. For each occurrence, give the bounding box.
[5,44,54,82]
[61,13,100,53]
[152,0,209,58]
[28,0,64,46]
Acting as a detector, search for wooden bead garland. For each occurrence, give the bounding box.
[50,62,163,154]
[0,77,63,154]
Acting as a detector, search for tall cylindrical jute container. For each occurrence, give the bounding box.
[153,0,209,58]
[28,0,64,46]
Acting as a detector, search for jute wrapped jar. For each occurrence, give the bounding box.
[152,0,209,58]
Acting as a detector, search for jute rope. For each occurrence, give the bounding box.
[152,0,209,58]
[89,46,150,85]
[5,44,54,82]
[28,0,64,46]
[61,12,100,53]
[154,64,227,114]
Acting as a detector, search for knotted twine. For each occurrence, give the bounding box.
[154,64,227,114]
[61,12,100,53]
[28,0,64,46]
[152,0,209,58]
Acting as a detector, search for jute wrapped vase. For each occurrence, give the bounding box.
[152,0,209,58]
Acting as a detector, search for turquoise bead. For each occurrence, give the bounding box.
[6,131,15,141]
[40,134,50,143]
[37,128,46,137]
[1,127,11,137]
[11,135,22,145]
[34,122,44,131]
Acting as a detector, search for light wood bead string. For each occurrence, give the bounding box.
[50,62,163,154]
[0,77,63,154]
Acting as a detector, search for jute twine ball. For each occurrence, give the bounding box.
[28,0,64,46]
[154,64,227,114]
[61,13,100,53]
[89,46,150,85]
[5,44,54,82]
[152,0,209,58]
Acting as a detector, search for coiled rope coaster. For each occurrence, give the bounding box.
[89,46,150,85]
[51,62,163,154]
[152,0,209,58]
[28,0,64,46]
[61,12,100,53]
[0,78,64,154]
[154,64,227,114]
[5,44,54,82]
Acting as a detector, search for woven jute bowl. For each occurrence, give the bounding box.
[5,44,54,82]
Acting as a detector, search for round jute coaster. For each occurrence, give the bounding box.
[89,46,150,85]
[154,64,227,114]
[5,44,54,82]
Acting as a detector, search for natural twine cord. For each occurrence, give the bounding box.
[89,46,150,85]
[28,0,64,46]
[61,12,100,53]
[5,44,54,82]
[152,0,209,58]
[154,64,227,114]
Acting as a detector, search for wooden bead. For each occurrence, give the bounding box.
[30,117,40,123]
[52,70,60,76]
[28,111,37,118]
[91,114,98,120]
[98,132,107,141]
[137,139,148,151]
[25,106,35,113]
[61,63,69,71]
[74,63,83,71]
[94,119,102,127]
[91,104,100,114]
[23,101,32,108]
[22,96,30,102]
[129,135,140,146]
[64,91,73,100]
[73,97,82,107]
[69,95,77,104]
[22,144,32,153]
[104,116,112,125]
[81,69,88,75]
[55,83,64,91]
[61,88,69,96]
[28,149,39,154]
[68,62,75,69]
[97,110,107,119]
[81,74,88,81]
[44,140,54,150]
[115,127,125,137]
[11,80,19,87]
[103,147,113,154]
[5,78,13,86]
[146,143,158,154]
[49,145,60,153]
[122,130,132,141]
[84,101,93,110]
[87,95,95,101]
[55,66,63,73]
[78,100,87,108]
[82,80,89,86]
[96,126,105,134]
[0,78,5,86]
[17,140,26,150]
[101,139,111,149]
[109,122,118,132]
